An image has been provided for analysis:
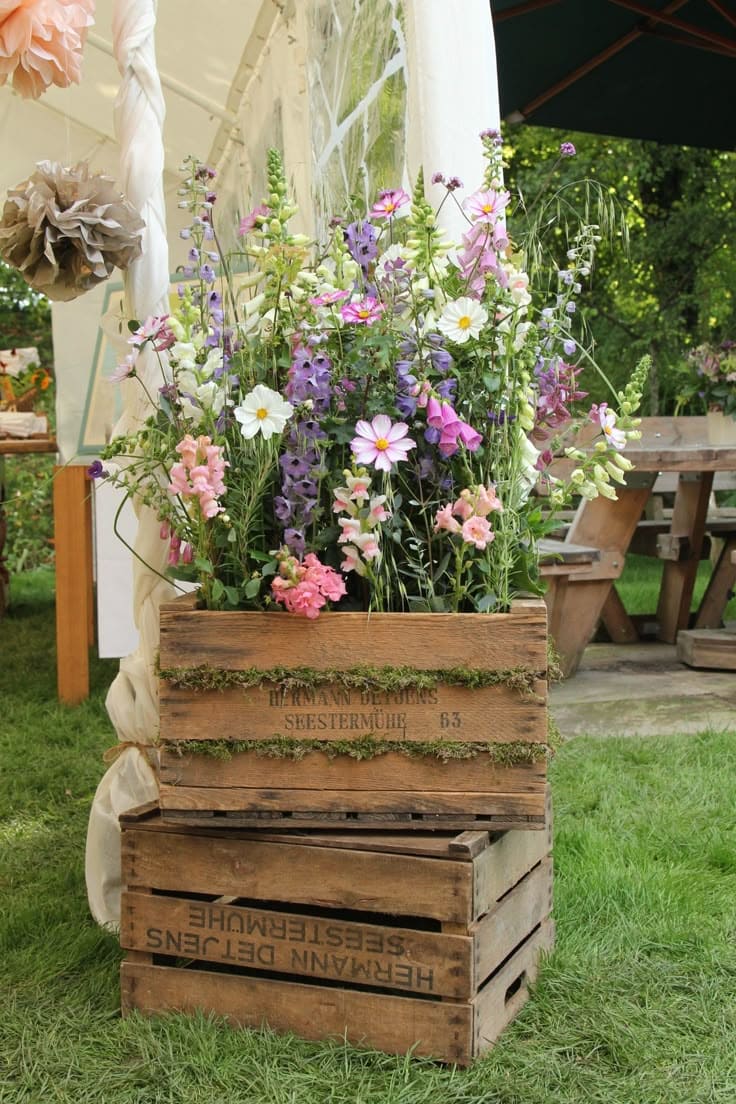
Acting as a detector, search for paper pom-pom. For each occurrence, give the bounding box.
[0,160,145,301]
[0,0,95,100]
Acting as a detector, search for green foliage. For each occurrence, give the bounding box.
[157,660,543,695]
[504,125,736,413]
[169,735,550,765]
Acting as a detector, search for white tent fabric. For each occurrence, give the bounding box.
[85,0,175,929]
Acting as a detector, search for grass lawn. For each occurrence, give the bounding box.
[1,570,735,1103]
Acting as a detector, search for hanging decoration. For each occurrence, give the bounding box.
[0,159,144,301]
[0,0,95,99]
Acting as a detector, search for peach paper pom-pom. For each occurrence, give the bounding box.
[0,0,95,100]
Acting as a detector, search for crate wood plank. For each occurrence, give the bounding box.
[158,749,547,793]
[472,793,552,916]
[158,604,548,673]
[156,811,546,832]
[120,892,472,999]
[120,961,475,1064]
[159,680,548,745]
[157,786,547,818]
[122,828,474,922]
[471,859,553,988]
[119,810,486,858]
[473,919,555,1055]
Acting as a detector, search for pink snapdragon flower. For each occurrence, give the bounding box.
[461,515,493,550]
[340,297,385,326]
[351,414,416,472]
[434,504,461,534]
[333,469,391,576]
[270,549,346,619]
[168,434,228,519]
[370,188,411,220]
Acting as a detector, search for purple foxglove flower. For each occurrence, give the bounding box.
[274,496,293,522]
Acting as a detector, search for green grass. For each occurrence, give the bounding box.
[617,553,736,619]
[1,570,735,1103]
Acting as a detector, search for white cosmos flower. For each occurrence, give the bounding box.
[437,297,488,344]
[234,384,293,440]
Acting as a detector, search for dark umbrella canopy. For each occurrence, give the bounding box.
[491,0,736,150]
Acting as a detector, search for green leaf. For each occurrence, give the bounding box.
[211,578,225,602]
[483,372,501,393]
[244,577,262,598]
[224,586,241,606]
[475,592,498,612]
[195,556,214,574]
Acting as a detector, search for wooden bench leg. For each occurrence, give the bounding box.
[54,465,93,704]
[552,484,653,676]
[656,472,713,643]
[694,537,736,629]
[601,585,639,643]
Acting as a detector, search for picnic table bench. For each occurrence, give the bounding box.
[545,417,736,676]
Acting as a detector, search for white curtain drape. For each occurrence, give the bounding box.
[85,0,172,929]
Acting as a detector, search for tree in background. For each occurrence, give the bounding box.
[503,125,736,413]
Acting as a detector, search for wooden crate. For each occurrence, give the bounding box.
[157,596,549,830]
[120,801,554,1064]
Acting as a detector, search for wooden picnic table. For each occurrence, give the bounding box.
[548,417,736,676]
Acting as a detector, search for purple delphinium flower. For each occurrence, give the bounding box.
[533,359,587,438]
[199,264,216,283]
[344,220,378,271]
[487,409,517,426]
[86,460,108,479]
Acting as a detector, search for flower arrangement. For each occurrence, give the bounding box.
[97,133,646,618]
[686,340,736,421]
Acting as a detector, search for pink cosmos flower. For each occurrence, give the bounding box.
[238,204,269,236]
[462,515,494,550]
[462,188,510,224]
[351,414,416,473]
[129,314,176,352]
[109,353,137,383]
[370,188,410,220]
[309,289,350,308]
[434,504,462,534]
[591,402,627,451]
[340,297,385,326]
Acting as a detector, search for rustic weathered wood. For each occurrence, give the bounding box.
[121,891,472,998]
[551,483,653,676]
[122,826,474,922]
[0,435,57,455]
[121,960,477,1063]
[694,537,736,629]
[157,785,547,818]
[677,628,736,670]
[473,919,555,1055]
[657,472,714,643]
[157,810,546,831]
[158,749,546,794]
[159,600,548,673]
[159,679,548,746]
[600,585,639,643]
[472,859,552,987]
[119,808,553,1064]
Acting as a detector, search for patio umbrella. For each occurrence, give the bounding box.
[491,0,736,150]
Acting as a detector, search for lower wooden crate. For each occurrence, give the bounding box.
[157,748,548,831]
[119,801,554,1064]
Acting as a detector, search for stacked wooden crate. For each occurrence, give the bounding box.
[119,799,553,1064]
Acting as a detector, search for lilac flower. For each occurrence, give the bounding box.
[431,172,445,185]
[447,177,463,191]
